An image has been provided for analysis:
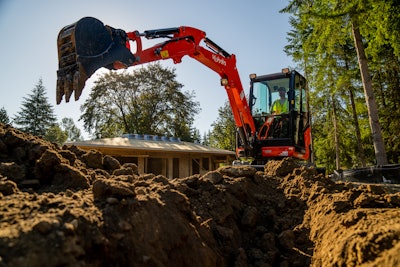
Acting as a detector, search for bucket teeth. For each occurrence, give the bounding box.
[64,74,73,103]
[56,75,64,105]
[73,68,86,101]
[57,22,78,104]
[56,17,136,104]
[73,71,80,100]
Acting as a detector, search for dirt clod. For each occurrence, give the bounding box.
[1,123,400,267]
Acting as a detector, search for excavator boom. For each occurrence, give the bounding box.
[57,17,256,150]
[56,17,313,164]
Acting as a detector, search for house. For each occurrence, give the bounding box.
[69,134,236,179]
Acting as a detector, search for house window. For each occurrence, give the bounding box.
[192,158,200,174]
[148,158,163,175]
[202,157,210,171]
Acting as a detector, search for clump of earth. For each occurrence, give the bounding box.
[1,123,400,267]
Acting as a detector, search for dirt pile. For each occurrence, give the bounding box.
[1,123,400,267]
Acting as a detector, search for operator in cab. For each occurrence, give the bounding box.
[270,86,289,138]
[271,87,288,114]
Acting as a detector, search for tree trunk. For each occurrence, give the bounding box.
[303,61,315,163]
[348,88,367,167]
[332,95,341,170]
[344,53,367,168]
[351,18,388,165]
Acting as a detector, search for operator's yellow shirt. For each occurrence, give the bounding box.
[271,99,289,114]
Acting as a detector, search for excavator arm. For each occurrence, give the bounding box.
[57,17,255,148]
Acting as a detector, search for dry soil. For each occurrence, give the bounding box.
[1,123,400,267]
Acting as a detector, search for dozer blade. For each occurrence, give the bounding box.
[56,17,136,104]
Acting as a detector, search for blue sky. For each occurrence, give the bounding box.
[0,0,295,139]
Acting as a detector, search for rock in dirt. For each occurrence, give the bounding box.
[53,163,90,190]
[0,162,25,183]
[218,165,257,178]
[34,149,69,184]
[92,178,136,200]
[103,155,121,171]
[201,170,223,184]
[0,178,18,195]
[81,150,103,169]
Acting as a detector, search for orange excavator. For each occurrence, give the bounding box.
[56,17,312,166]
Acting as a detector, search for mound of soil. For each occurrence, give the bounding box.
[1,123,400,267]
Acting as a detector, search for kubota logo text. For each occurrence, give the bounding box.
[212,54,226,66]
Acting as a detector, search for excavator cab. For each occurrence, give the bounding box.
[238,68,311,165]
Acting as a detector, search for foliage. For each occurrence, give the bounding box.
[0,107,10,124]
[13,78,57,136]
[60,117,82,141]
[191,128,201,144]
[201,131,211,146]
[208,101,236,151]
[282,0,400,169]
[80,63,200,141]
[44,125,68,146]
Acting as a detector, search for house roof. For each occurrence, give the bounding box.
[68,135,235,156]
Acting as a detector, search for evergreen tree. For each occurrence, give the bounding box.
[0,107,10,124]
[201,131,211,146]
[191,128,201,144]
[281,0,400,167]
[351,18,387,165]
[13,79,57,136]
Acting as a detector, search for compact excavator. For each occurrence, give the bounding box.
[56,17,312,166]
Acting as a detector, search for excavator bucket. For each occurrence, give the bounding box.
[56,17,136,104]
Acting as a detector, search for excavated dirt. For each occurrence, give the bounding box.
[1,123,400,267]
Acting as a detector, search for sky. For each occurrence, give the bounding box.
[0,0,295,140]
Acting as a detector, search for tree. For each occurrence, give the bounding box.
[0,107,10,124]
[191,128,201,144]
[80,63,200,141]
[208,101,236,151]
[202,131,211,146]
[44,125,68,146]
[60,117,82,141]
[351,17,387,165]
[13,78,57,136]
[281,0,400,167]
[284,11,368,170]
